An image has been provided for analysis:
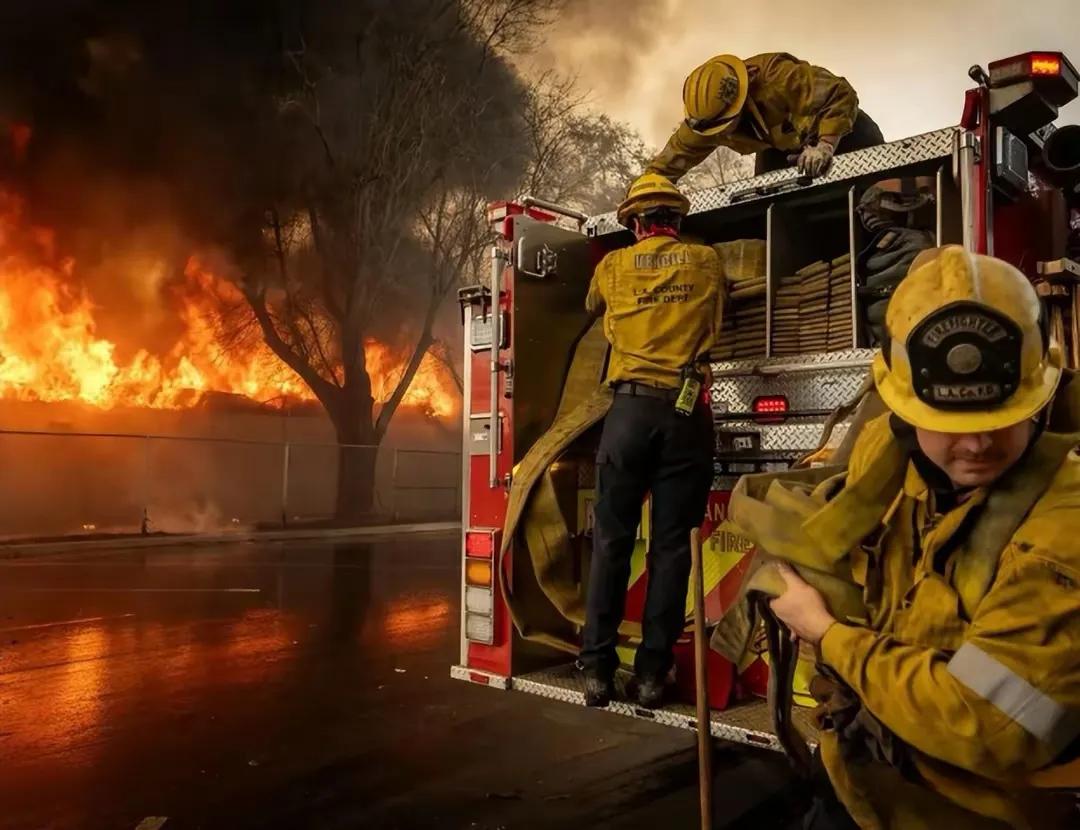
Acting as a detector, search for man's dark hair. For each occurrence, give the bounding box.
[634,207,683,234]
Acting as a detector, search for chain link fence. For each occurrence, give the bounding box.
[0,428,461,541]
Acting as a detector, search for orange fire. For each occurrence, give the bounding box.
[0,190,457,416]
[365,339,457,419]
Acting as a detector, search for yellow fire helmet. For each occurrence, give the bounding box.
[872,245,1063,433]
[682,54,749,136]
[616,173,690,227]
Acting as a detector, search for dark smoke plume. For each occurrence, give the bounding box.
[0,1,530,343]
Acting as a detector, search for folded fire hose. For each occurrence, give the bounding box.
[499,318,618,652]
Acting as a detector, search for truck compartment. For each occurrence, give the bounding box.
[769,192,853,356]
[712,237,767,361]
[501,154,961,682]
[853,172,947,347]
[460,129,965,750]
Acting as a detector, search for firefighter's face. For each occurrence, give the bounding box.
[915,420,1034,488]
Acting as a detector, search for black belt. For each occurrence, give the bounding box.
[613,381,680,401]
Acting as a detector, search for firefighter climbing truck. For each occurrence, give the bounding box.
[451,51,1080,751]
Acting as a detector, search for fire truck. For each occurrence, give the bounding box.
[452,52,1080,753]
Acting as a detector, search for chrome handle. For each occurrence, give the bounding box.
[520,194,588,226]
[489,247,504,487]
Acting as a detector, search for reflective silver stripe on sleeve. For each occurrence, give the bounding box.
[947,642,1080,755]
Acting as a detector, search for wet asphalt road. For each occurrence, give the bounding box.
[0,532,803,830]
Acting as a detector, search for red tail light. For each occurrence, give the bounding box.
[465,528,497,558]
[752,395,788,424]
[753,395,788,414]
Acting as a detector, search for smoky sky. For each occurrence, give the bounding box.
[534,0,1080,149]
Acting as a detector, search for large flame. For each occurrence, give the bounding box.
[0,190,457,416]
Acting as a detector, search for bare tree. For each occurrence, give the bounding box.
[380,180,492,432]
[157,1,640,523]
[210,4,650,524]
[678,146,755,191]
[429,338,464,395]
[519,72,652,214]
[462,0,567,59]
[224,1,574,520]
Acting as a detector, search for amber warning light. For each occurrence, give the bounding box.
[1031,54,1062,76]
[465,558,493,587]
[989,51,1078,106]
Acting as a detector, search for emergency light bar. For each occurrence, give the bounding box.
[989,51,1079,106]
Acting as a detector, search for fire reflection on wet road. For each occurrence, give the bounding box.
[0,532,796,830]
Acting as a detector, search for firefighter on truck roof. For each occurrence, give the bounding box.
[762,246,1080,828]
[579,173,722,710]
[647,52,884,182]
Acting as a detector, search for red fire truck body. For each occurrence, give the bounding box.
[452,53,1080,751]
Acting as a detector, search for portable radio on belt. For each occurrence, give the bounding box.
[675,365,704,416]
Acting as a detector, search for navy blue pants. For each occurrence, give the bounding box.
[580,392,714,680]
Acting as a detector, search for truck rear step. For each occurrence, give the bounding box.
[457,661,819,753]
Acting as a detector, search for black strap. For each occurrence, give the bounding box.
[613,381,679,400]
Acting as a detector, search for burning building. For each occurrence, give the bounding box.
[0,1,533,536]
[0,183,461,540]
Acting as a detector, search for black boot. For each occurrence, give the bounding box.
[583,672,615,708]
[634,675,666,710]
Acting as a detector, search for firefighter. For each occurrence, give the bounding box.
[646,52,884,182]
[580,173,722,709]
[767,246,1080,829]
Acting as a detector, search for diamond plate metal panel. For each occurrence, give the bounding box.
[710,350,873,415]
[712,347,874,371]
[511,663,818,752]
[710,351,870,454]
[588,129,957,237]
[713,421,849,455]
[717,422,825,452]
[760,423,824,451]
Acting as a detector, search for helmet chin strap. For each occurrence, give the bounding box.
[890,410,1045,504]
[889,414,957,495]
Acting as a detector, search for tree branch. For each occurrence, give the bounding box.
[430,337,463,394]
[374,292,439,440]
[243,283,341,407]
[307,203,345,325]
